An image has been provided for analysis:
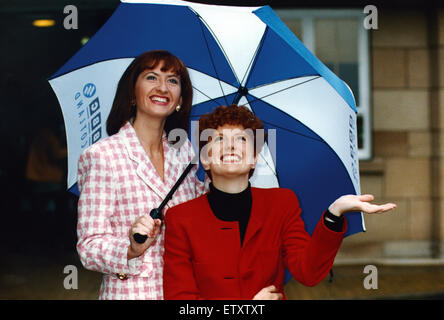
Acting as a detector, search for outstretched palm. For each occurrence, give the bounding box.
[328,194,397,217]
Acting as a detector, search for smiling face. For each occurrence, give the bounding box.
[134,62,183,121]
[201,124,257,179]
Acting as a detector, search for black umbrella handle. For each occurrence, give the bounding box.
[133,233,148,244]
[133,208,161,244]
[132,159,196,244]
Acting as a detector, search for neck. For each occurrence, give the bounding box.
[132,115,165,153]
[211,173,250,194]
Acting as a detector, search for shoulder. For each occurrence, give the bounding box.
[252,187,299,204]
[79,134,122,163]
[252,188,302,221]
[77,135,124,178]
[166,194,208,222]
[85,133,121,154]
[252,188,301,216]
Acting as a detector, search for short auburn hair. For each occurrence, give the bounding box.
[106,50,193,137]
[198,104,265,179]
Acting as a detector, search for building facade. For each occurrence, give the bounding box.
[338,8,444,261]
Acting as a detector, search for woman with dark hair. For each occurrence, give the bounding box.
[163,104,396,300]
[76,50,204,300]
[106,50,193,137]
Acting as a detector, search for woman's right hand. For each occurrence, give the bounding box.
[128,215,162,259]
[252,285,283,300]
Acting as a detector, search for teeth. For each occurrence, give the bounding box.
[152,96,168,103]
[222,155,241,163]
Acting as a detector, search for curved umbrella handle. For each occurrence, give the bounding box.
[133,208,161,244]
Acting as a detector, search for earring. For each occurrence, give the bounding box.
[176,105,181,112]
[131,99,136,107]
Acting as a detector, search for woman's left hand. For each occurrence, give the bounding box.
[328,194,397,217]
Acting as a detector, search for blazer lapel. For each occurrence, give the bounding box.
[242,188,265,247]
[119,122,170,201]
[161,138,183,204]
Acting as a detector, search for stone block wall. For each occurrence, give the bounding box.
[337,8,444,261]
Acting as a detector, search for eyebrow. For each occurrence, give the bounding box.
[216,131,247,136]
[144,70,180,78]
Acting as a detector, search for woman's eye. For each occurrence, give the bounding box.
[168,78,179,85]
[146,75,156,80]
[214,136,223,142]
[237,136,247,142]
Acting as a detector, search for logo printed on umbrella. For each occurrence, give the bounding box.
[349,115,359,185]
[74,83,102,149]
[83,83,96,98]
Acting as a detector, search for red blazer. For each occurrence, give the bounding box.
[163,187,346,300]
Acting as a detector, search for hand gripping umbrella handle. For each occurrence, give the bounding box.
[132,159,197,244]
[133,208,161,244]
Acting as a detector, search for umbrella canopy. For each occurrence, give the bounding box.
[49,0,364,238]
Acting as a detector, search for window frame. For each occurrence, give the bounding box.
[275,9,372,160]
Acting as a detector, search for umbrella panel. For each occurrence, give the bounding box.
[51,3,238,88]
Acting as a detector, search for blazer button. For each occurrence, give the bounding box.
[116,273,128,280]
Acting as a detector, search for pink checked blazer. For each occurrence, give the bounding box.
[77,122,205,300]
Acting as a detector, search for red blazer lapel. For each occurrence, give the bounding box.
[242,188,266,247]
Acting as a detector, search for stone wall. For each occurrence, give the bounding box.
[337,8,444,261]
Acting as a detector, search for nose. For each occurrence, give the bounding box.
[223,135,236,152]
[157,78,168,93]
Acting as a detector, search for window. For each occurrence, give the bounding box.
[275,9,371,160]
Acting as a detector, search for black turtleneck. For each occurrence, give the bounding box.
[207,183,252,246]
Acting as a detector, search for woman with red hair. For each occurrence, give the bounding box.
[163,104,396,300]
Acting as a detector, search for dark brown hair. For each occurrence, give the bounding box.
[198,104,265,179]
[106,50,193,137]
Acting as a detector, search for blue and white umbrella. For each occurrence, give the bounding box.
[49,0,364,239]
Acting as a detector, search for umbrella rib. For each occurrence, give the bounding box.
[257,151,278,178]
[261,119,325,144]
[239,27,269,88]
[237,75,325,144]
[194,12,232,106]
[191,86,225,107]
[248,75,320,91]
[195,15,241,86]
[243,76,322,105]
